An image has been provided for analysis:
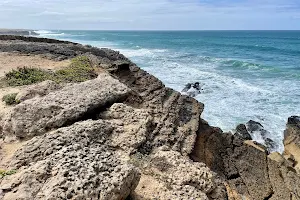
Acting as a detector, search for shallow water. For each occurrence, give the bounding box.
[37,30,300,152]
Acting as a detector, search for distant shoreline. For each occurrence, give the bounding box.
[0,29,38,36]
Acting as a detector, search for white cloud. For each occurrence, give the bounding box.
[0,0,299,29]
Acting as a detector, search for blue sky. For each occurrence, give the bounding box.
[0,0,299,30]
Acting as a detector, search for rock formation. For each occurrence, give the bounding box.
[0,36,299,200]
[0,29,38,36]
[234,120,277,152]
[283,116,300,173]
[191,119,300,200]
[1,120,140,200]
[234,124,252,140]
[2,73,130,140]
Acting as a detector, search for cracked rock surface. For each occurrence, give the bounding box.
[3,73,130,140]
[1,120,140,200]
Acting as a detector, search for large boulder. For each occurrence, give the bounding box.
[131,149,227,200]
[246,120,265,133]
[2,73,130,139]
[0,120,140,200]
[246,120,277,151]
[234,124,252,140]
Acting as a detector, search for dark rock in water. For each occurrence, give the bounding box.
[181,82,202,97]
[234,124,252,140]
[246,120,276,151]
[246,120,264,133]
[287,116,300,128]
[181,83,192,93]
[193,82,201,90]
[265,138,277,152]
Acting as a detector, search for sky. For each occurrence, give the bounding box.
[0,0,300,30]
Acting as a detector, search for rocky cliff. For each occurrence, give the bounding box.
[0,36,299,200]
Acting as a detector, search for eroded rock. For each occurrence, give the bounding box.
[192,119,300,200]
[108,64,203,156]
[2,73,130,139]
[234,124,252,140]
[100,103,153,154]
[132,149,227,200]
[283,116,300,173]
[16,80,62,102]
[0,120,140,200]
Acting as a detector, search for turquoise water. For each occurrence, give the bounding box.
[37,30,300,152]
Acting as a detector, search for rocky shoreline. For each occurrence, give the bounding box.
[0,29,38,36]
[0,35,299,200]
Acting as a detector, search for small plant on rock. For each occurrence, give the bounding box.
[0,169,17,178]
[2,93,20,105]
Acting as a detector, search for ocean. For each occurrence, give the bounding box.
[36,30,300,152]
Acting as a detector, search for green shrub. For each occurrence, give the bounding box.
[0,169,17,178]
[2,93,20,105]
[5,67,50,86]
[4,56,97,86]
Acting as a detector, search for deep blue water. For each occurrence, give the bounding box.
[37,30,300,152]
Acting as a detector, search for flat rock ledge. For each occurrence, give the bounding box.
[2,73,130,140]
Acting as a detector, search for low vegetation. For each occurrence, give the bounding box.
[0,169,17,178]
[5,67,50,86]
[54,56,97,83]
[2,93,20,105]
[4,56,97,86]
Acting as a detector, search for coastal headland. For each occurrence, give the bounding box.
[0,35,299,200]
[0,29,38,36]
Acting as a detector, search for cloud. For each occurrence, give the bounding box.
[29,11,65,17]
[0,0,299,29]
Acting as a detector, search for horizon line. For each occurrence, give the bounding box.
[40,29,300,31]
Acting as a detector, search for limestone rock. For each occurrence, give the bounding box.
[2,73,130,139]
[108,64,203,156]
[192,120,272,200]
[16,80,62,102]
[268,152,300,200]
[0,35,130,62]
[192,119,300,200]
[283,116,300,172]
[100,103,153,153]
[2,36,300,200]
[132,149,227,200]
[0,120,140,200]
